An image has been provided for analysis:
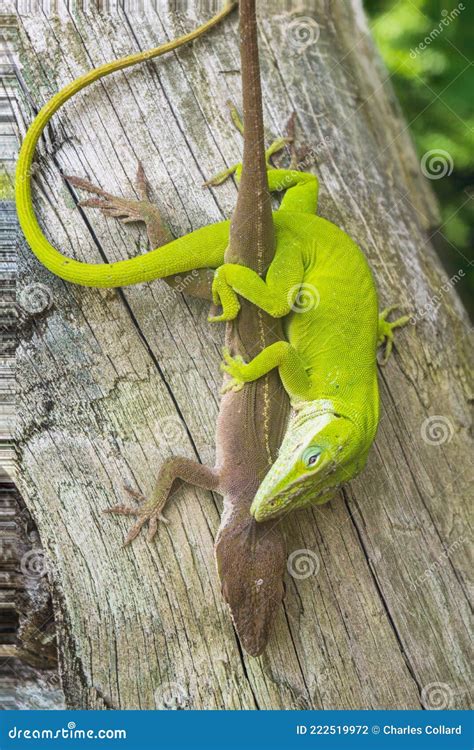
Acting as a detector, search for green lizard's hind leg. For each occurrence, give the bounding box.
[209,247,305,322]
[378,306,411,365]
[104,457,220,545]
[66,164,215,300]
[221,342,311,403]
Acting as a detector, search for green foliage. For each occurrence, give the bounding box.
[365,0,473,314]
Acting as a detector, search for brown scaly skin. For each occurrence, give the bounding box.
[66,166,214,301]
[71,0,289,657]
[213,0,288,656]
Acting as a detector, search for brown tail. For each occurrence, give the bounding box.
[215,507,286,656]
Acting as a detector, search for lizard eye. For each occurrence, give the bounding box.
[302,446,321,469]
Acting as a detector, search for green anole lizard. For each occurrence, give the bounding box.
[16,1,409,654]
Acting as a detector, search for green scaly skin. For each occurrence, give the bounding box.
[15,0,292,656]
[18,100,408,527]
[213,168,410,522]
[15,3,236,287]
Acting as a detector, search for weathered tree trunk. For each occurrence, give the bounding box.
[4,0,472,709]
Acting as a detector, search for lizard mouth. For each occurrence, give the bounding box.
[251,495,295,523]
[251,455,341,522]
[251,474,322,522]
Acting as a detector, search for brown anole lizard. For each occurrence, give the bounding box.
[108,0,289,655]
[18,0,291,656]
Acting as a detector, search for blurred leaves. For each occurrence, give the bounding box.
[365,0,473,314]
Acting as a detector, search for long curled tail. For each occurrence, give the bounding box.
[15,2,236,288]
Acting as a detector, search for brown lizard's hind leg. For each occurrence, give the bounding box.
[283,111,312,171]
[65,164,214,301]
[66,162,172,248]
[104,457,220,545]
[203,101,292,187]
[203,106,318,214]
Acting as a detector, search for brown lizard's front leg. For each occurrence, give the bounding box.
[65,164,214,301]
[104,457,220,545]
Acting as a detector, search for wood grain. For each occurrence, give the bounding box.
[5,0,472,709]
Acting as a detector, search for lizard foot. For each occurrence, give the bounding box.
[284,110,313,170]
[203,101,292,187]
[103,485,170,546]
[377,306,411,365]
[220,347,247,393]
[65,162,171,246]
[207,267,241,323]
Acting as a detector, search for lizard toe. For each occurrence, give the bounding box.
[221,378,244,395]
[102,504,138,517]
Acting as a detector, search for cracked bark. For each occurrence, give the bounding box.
[4,1,472,709]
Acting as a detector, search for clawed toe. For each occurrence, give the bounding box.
[208,308,239,323]
[221,347,244,367]
[377,306,410,365]
[220,349,246,393]
[104,485,169,545]
[390,315,411,330]
[66,162,156,225]
[208,313,228,323]
[203,164,238,188]
[123,485,146,503]
[121,509,169,546]
[221,379,244,395]
[103,504,138,517]
[65,174,113,198]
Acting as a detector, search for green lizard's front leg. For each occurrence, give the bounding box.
[221,342,311,402]
[205,102,319,215]
[207,162,319,216]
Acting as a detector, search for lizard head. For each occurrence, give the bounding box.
[250,403,368,522]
